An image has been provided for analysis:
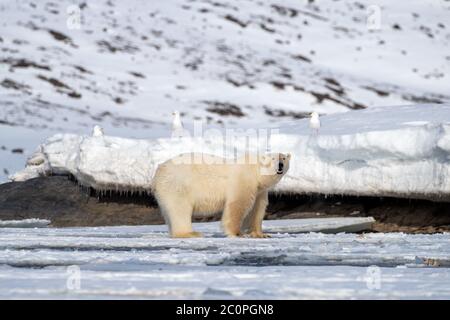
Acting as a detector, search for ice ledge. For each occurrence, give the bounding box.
[0,219,51,228]
[9,104,450,201]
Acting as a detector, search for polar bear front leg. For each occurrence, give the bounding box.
[242,191,270,238]
[222,195,255,237]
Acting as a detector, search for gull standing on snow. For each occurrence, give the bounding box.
[309,111,321,136]
[171,111,184,138]
[92,125,104,137]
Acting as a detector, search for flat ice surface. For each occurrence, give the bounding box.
[262,217,375,233]
[0,219,449,299]
[0,219,50,228]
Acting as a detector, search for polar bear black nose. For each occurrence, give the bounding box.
[278,162,284,171]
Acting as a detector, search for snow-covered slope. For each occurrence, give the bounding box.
[1,0,450,182]
[11,104,450,201]
[0,222,449,299]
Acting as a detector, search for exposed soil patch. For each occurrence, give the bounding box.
[37,75,82,99]
[270,81,286,90]
[324,77,345,96]
[323,77,341,87]
[0,58,51,71]
[1,78,31,94]
[224,14,248,28]
[264,106,310,119]
[37,75,70,89]
[225,77,254,89]
[271,4,298,18]
[259,23,275,33]
[264,78,365,110]
[402,93,443,104]
[97,39,139,54]
[113,97,125,104]
[129,71,145,78]
[204,101,246,117]
[363,85,390,97]
[0,120,16,126]
[73,65,93,74]
[271,4,327,21]
[292,54,312,63]
[48,29,77,47]
[310,90,366,110]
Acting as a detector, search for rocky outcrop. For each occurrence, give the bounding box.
[0,176,163,227]
[267,194,450,233]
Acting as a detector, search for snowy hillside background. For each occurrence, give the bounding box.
[1,0,450,182]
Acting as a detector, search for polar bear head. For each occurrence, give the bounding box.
[258,152,291,177]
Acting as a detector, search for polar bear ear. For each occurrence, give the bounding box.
[287,153,291,160]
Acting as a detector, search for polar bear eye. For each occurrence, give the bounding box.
[282,157,286,160]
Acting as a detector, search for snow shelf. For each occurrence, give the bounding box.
[10,104,450,201]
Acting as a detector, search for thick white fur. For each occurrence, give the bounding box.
[152,152,290,238]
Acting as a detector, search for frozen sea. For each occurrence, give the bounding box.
[0,218,449,299]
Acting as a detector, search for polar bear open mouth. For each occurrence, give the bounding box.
[277,162,284,174]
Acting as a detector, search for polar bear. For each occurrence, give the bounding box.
[152,152,291,238]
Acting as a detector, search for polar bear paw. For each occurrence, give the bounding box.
[244,231,271,238]
[171,231,203,238]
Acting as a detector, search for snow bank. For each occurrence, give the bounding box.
[10,104,450,201]
[0,219,50,228]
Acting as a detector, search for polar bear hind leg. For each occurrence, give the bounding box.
[155,193,201,238]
